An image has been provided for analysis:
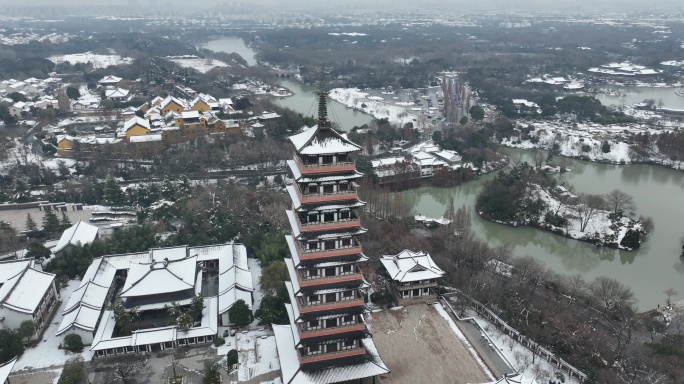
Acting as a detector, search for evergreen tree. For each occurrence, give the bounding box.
[103,178,126,206]
[25,213,38,232]
[42,209,61,237]
[60,212,72,230]
[25,240,51,260]
[0,329,24,363]
[227,299,252,326]
[18,320,36,342]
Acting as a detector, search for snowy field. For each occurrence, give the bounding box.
[48,52,133,68]
[329,88,420,128]
[14,280,95,372]
[235,331,280,381]
[501,120,684,170]
[167,57,229,74]
[0,138,76,174]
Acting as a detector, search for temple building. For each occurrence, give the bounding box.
[380,250,445,305]
[273,87,389,383]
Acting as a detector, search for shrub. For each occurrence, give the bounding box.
[581,144,591,152]
[213,337,225,347]
[227,349,238,369]
[544,212,569,227]
[601,141,611,153]
[370,289,394,308]
[63,334,84,352]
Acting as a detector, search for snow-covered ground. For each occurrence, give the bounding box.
[48,52,133,68]
[167,57,229,73]
[0,138,76,174]
[501,120,684,171]
[328,88,420,128]
[464,309,581,384]
[248,257,264,327]
[235,331,280,381]
[14,280,95,372]
[434,304,496,382]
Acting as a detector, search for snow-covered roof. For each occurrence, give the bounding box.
[181,110,200,119]
[0,267,55,314]
[0,259,33,285]
[105,88,129,98]
[63,280,109,313]
[0,356,17,384]
[56,304,101,335]
[53,220,99,254]
[371,156,408,168]
[289,125,362,155]
[129,133,162,143]
[218,243,254,314]
[80,257,118,287]
[412,151,448,167]
[433,150,461,163]
[98,75,122,84]
[123,116,150,131]
[160,96,185,109]
[380,249,445,283]
[273,323,389,384]
[119,255,198,298]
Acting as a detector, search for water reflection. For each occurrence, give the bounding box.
[401,148,684,308]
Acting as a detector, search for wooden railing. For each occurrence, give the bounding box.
[299,347,366,364]
[299,323,366,339]
[298,272,363,288]
[296,242,363,260]
[294,156,356,174]
[298,297,365,314]
[298,217,361,232]
[296,187,358,203]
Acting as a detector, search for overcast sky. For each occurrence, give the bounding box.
[8,0,684,11]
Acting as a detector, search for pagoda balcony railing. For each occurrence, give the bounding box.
[299,323,367,339]
[297,297,365,314]
[297,271,364,288]
[298,217,361,232]
[299,347,366,364]
[294,155,356,174]
[296,186,358,204]
[296,242,363,261]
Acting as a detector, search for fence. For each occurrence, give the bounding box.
[442,288,587,383]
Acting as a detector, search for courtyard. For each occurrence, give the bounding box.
[367,304,490,384]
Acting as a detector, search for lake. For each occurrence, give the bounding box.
[593,86,684,109]
[195,37,258,66]
[274,78,374,132]
[400,148,684,310]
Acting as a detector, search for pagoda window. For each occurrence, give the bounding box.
[342,339,356,349]
[323,212,335,222]
[323,184,334,194]
[307,320,321,330]
[324,240,336,250]
[325,318,337,328]
[326,293,337,303]
[307,184,318,194]
[306,269,319,278]
[341,264,353,274]
[307,241,318,251]
[339,181,349,191]
[340,238,351,247]
[308,345,321,355]
[324,267,336,277]
[308,294,319,304]
[342,315,355,324]
[342,290,354,299]
[307,213,319,223]
[340,210,350,220]
[322,155,333,164]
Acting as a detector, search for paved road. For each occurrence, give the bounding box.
[442,296,516,379]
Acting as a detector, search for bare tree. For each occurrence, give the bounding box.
[588,276,636,311]
[664,288,679,307]
[575,193,605,232]
[604,189,635,215]
[106,361,146,384]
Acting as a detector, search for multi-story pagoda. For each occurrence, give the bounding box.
[273,88,389,384]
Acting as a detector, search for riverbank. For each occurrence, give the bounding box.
[478,183,646,250]
[329,88,420,128]
[501,120,684,171]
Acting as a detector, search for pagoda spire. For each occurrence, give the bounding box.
[316,81,331,129]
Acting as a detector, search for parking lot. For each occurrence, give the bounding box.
[367,304,489,384]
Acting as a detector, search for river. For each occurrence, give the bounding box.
[400,149,684,310]
[195,37,258,66]
[593,86,684,109]
[274,78,374,131]
[197,37,374,131]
